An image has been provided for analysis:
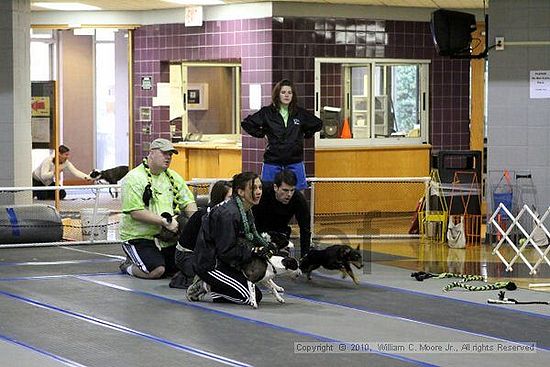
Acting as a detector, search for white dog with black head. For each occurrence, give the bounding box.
[243,235,301,304]
[259,255,301,303]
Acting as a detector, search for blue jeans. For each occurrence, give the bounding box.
[261,162,308,190]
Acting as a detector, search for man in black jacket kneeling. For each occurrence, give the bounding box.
[253,169,312,258]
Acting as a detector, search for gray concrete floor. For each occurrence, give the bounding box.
[1,243,549,367]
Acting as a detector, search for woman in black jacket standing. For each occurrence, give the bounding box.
[241,79,322,190]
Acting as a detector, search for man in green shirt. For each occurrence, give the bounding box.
[120,138,197,279]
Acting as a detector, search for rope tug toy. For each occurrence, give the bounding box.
[444,280,516,292]
[411,271,484,282]
[488,291,549,305]
[411,271,517,292]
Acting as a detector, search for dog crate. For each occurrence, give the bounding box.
[432,150,482,215]
[448,171,482,245]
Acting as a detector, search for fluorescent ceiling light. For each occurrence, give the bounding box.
[73,28,95,36]
[32,2,101,11]
[162,0,225,5]
[30,29,53,39]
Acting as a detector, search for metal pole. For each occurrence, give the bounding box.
[310,181,315,243]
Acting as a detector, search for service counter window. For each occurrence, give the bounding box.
[315,58,429,147]
[170,62,241,143]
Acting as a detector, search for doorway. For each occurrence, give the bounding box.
[30,27,131,178]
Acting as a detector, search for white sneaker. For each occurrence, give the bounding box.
[247,280,258,309]
[186,276,207,301]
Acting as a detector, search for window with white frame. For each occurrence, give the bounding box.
[30,29,55,81]
[95,28,129,169]
[30,29,56,169]
[315,58,429,146]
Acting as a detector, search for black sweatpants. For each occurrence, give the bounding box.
[197,262,262,306]
[33,179,66,200]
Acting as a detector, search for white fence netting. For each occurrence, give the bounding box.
[0,177,430,248]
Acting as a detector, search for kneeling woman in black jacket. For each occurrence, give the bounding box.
[187,172,277,308]
[170,180,232,289]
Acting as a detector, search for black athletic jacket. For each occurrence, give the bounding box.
[193,198,254,273]
[241,105,322,165]
[177,207,206,251]
[253,183,311,252]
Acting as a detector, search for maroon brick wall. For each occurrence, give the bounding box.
[132,18,273,167]
[133,16,470,172]
[269,17,470,156]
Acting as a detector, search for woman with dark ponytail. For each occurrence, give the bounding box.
[170,180,233,289]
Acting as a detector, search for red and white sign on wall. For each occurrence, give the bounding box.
[185,6,203,27]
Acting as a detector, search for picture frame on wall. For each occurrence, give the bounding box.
[187,83,208,110]
[31,81,56,149]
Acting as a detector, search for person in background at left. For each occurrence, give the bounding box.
[119,138,197,279]
[32,144,92,200]
[241,79,322,191]
[170,180,233,289]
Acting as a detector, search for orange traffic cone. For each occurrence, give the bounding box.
[340,117,352,139]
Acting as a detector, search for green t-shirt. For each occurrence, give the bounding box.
[120,164,195,247]
[279,105,289,127]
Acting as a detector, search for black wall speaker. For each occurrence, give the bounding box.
[321,107,341,139]
[431,9,477,57]
[322,120,340,138]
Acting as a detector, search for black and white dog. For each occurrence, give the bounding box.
[243,232,301,304]
[244,255,301,304]
[90,165,129,198]
[155,212,189,243]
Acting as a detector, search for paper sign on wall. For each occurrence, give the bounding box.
[31,117,50,143]
[141,76,152,90]
[185,6,203,27]
[139,107,152,121]
[169,64,184,120]
[249,84,262,110]
[153,82,171,106]
[530,70,550,99]
[31,97,50,116]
